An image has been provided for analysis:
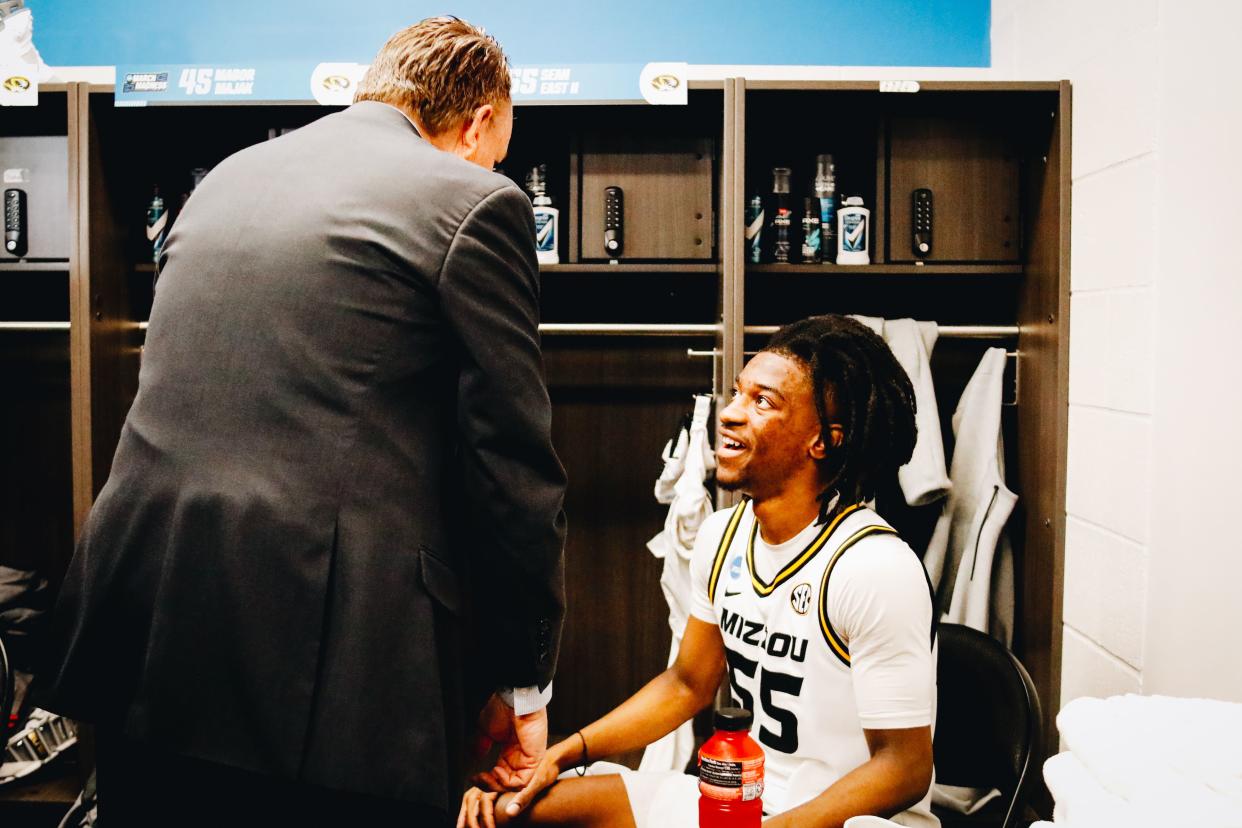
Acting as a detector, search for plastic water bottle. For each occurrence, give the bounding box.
[699,708,764,828]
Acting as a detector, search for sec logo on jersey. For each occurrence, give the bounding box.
[790,583,813,615]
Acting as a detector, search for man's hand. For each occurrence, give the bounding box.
[475,692,548,796]
[492,749,561,819]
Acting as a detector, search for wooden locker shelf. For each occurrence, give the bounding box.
[746,263,1023,276]
[0,262,70,271]
[541,263,717,274]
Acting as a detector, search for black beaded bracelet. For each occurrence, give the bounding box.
[575,730,589,777]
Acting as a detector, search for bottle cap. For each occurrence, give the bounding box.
[771,167,791,194]
[714,707,754,732]
[816,154,835,177]
[843,196,865,206]
[525,164,547,196]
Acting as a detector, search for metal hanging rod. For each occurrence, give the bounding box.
[132,322,1017,339]
[539,323,720,337]
[744,324,1020,339]
[0,321,70,331]
[134,321,718,337]
[689,347,1022,360]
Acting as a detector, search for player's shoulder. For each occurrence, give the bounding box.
[690,503,749,563]
[829,509,926,588]
[700,502,751,546]
[705,502,745,533]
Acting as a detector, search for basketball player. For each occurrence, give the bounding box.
[460,315,939,828]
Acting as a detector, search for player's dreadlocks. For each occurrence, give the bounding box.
[763,315,917,521]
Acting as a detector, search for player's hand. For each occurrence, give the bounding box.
[474,693,548,790]
[457,786,504,828]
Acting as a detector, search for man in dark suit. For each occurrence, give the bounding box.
[42,18,566,825]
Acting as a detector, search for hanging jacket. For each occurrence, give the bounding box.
[924,347,1017,645]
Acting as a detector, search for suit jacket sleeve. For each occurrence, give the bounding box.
[439,183,568,691]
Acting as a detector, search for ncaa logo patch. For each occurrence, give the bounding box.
[728,554,744,581]
[790,583,813,615]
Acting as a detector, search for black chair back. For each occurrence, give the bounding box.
[934,623,1042,828]
[0,632,12,738]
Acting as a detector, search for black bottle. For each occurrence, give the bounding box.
[768,167,793,264]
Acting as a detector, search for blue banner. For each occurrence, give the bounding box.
[30,1,989,69]
[113,61,654,106]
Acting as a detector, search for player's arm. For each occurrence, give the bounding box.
[763,726,933,828]
[495,615,726,817]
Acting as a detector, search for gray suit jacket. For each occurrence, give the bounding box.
[43,101,567,809]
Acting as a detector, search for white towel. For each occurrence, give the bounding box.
[652,427,690,509]
[1055,694,1242,823]
[641,395,715,773]
[1043,751,1158,828]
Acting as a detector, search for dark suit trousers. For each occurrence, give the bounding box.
[95,727,451,827]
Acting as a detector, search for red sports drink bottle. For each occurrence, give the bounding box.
[698,707,764,827]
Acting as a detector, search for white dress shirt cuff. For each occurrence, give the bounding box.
[498,682,553,716]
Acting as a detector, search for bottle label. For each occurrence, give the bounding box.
[801,217,821,260]
[745,209,764,242]
[819,198,837,243]
[534,212,556,252]
[745,205,764,264]
[772,209,792,263]
[145,210,167,242]
[699,755,764,802]
[842,212,867,252]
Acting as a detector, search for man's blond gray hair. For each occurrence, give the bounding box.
[355,16,511,135]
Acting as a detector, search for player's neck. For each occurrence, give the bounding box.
[752,488,821,546]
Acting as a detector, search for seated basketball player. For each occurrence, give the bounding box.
[460,315,939,828]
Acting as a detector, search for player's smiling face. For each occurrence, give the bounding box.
[717,351,826,499]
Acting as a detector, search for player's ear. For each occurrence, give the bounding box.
[809,427,839,459]
[811,424,844,459]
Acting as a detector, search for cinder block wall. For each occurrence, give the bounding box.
[992,0,1242,711]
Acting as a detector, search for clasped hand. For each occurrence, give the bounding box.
[458,693,562,828]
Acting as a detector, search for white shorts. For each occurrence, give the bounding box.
[566,762,698,828]
[619,769,699,828]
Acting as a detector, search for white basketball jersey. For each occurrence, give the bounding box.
[694,501,939,827]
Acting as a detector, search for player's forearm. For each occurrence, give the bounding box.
[763,750,932,828]
[547,667,714,769]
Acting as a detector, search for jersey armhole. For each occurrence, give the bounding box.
[816,525,911,667]
[706,501,748,604]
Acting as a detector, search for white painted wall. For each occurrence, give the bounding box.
[992,0,1242,709]
[1143,0,1242,701]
